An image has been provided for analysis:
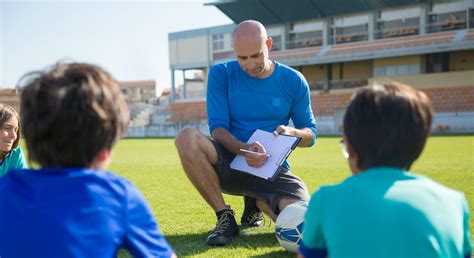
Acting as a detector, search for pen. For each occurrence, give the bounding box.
[239,149,272,157]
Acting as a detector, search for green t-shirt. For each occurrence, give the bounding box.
[0,147,27,176]
[301,167,472,258]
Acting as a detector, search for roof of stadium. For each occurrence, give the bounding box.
[206,0,431,25]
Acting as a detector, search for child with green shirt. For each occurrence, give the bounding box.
[0,103,27,176]
[299,84,472,258]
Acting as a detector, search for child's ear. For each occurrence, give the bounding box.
[92,149,113,170]
[344,137,361,174]
[96,150,111,162]
[345,141,357,159]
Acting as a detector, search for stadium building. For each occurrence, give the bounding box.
[131,0,474,136]
[0,89,20,112]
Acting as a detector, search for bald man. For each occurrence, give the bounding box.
[175,20,317,246]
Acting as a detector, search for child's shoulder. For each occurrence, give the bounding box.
[9,146,24,155]
[407,171,466,198]
[85,169,134,188]
[28,168,136,196]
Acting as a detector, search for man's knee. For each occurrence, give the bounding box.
[277,198,300,212]
[175,127,200,152]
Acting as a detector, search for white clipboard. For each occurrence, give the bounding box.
[230,129,301,181]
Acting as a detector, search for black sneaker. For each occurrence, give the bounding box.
[241,196,264,227]
[207,209,239,246]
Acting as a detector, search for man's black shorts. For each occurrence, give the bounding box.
[211,140,310,214]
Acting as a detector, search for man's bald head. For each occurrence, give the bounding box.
[232,20,268,44]
[232,20,273,78]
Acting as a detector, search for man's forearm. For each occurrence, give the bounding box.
[211,128,247,155]
[292,127,315,147]
[273,125,314,147]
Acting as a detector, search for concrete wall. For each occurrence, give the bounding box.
[169,40,177,65]
[373,55,422,67]
[371,70,474,89]
[450,50,474,71]
[0,95,20,113]
[223,32,233,52]
[344,60,373,79]
[329,60,373,80]
[433,112,474,133]
[169,36,208,66]
[304,111,474,135]
[126,121,209,138]
[380,5,421,20]
[125,111,474,137]
[315,116,342,135]
[301,65,325,83]
[332,63,342,80]
[203,67,209,88]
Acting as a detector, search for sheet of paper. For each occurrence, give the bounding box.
[230,129,299,180]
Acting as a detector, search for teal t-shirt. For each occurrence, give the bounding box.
[301,167,472,258]
[0,147,27,176]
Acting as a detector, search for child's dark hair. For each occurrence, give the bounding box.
[0,103,21,158]
[343,83,433,170]
[20,62,130,168]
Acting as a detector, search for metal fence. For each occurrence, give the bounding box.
[309,79,369,91]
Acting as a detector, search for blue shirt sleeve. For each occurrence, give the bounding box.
[123,181,174,257]
[299,243,327,258]
[290,73,317,146]
[301,189,327,256]
[207,64,230,134]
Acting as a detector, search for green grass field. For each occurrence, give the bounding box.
[111,136,474,257]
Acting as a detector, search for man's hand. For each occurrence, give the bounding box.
[242,141,269,168]
[273,125,295,136]
[273,125,315,147]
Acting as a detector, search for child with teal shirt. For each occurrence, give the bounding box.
[0,103,27,176]
[299,84,472,258]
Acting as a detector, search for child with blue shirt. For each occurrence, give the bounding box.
[299,83,472,258]
[0,103,27,176]
[0,62,175,258]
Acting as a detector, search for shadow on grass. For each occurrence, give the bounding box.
[250,250,295,258]
[167,230,288,256]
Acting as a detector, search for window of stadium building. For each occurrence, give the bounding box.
[428,11,467,32]
[287,31,322,49]
[374,64,420,77]
[470,9,474,28]
[271,35,282,51]
[212,34,224,51]
[333,24,368,44]
[376,17,420,39]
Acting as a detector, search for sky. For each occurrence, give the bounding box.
[0,0,233,93]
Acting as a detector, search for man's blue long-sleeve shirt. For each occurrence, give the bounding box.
[207,60,317,146]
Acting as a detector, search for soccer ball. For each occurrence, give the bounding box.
[275,201,308,253]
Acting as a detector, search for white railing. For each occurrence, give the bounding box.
[309,79,368,91]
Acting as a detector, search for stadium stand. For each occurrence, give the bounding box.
[311,85,474,117]
[270,46,320,61]
[156,0,474,137]
[464,28,474,41]
[423,86,474,113]
[325,30,458,57]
